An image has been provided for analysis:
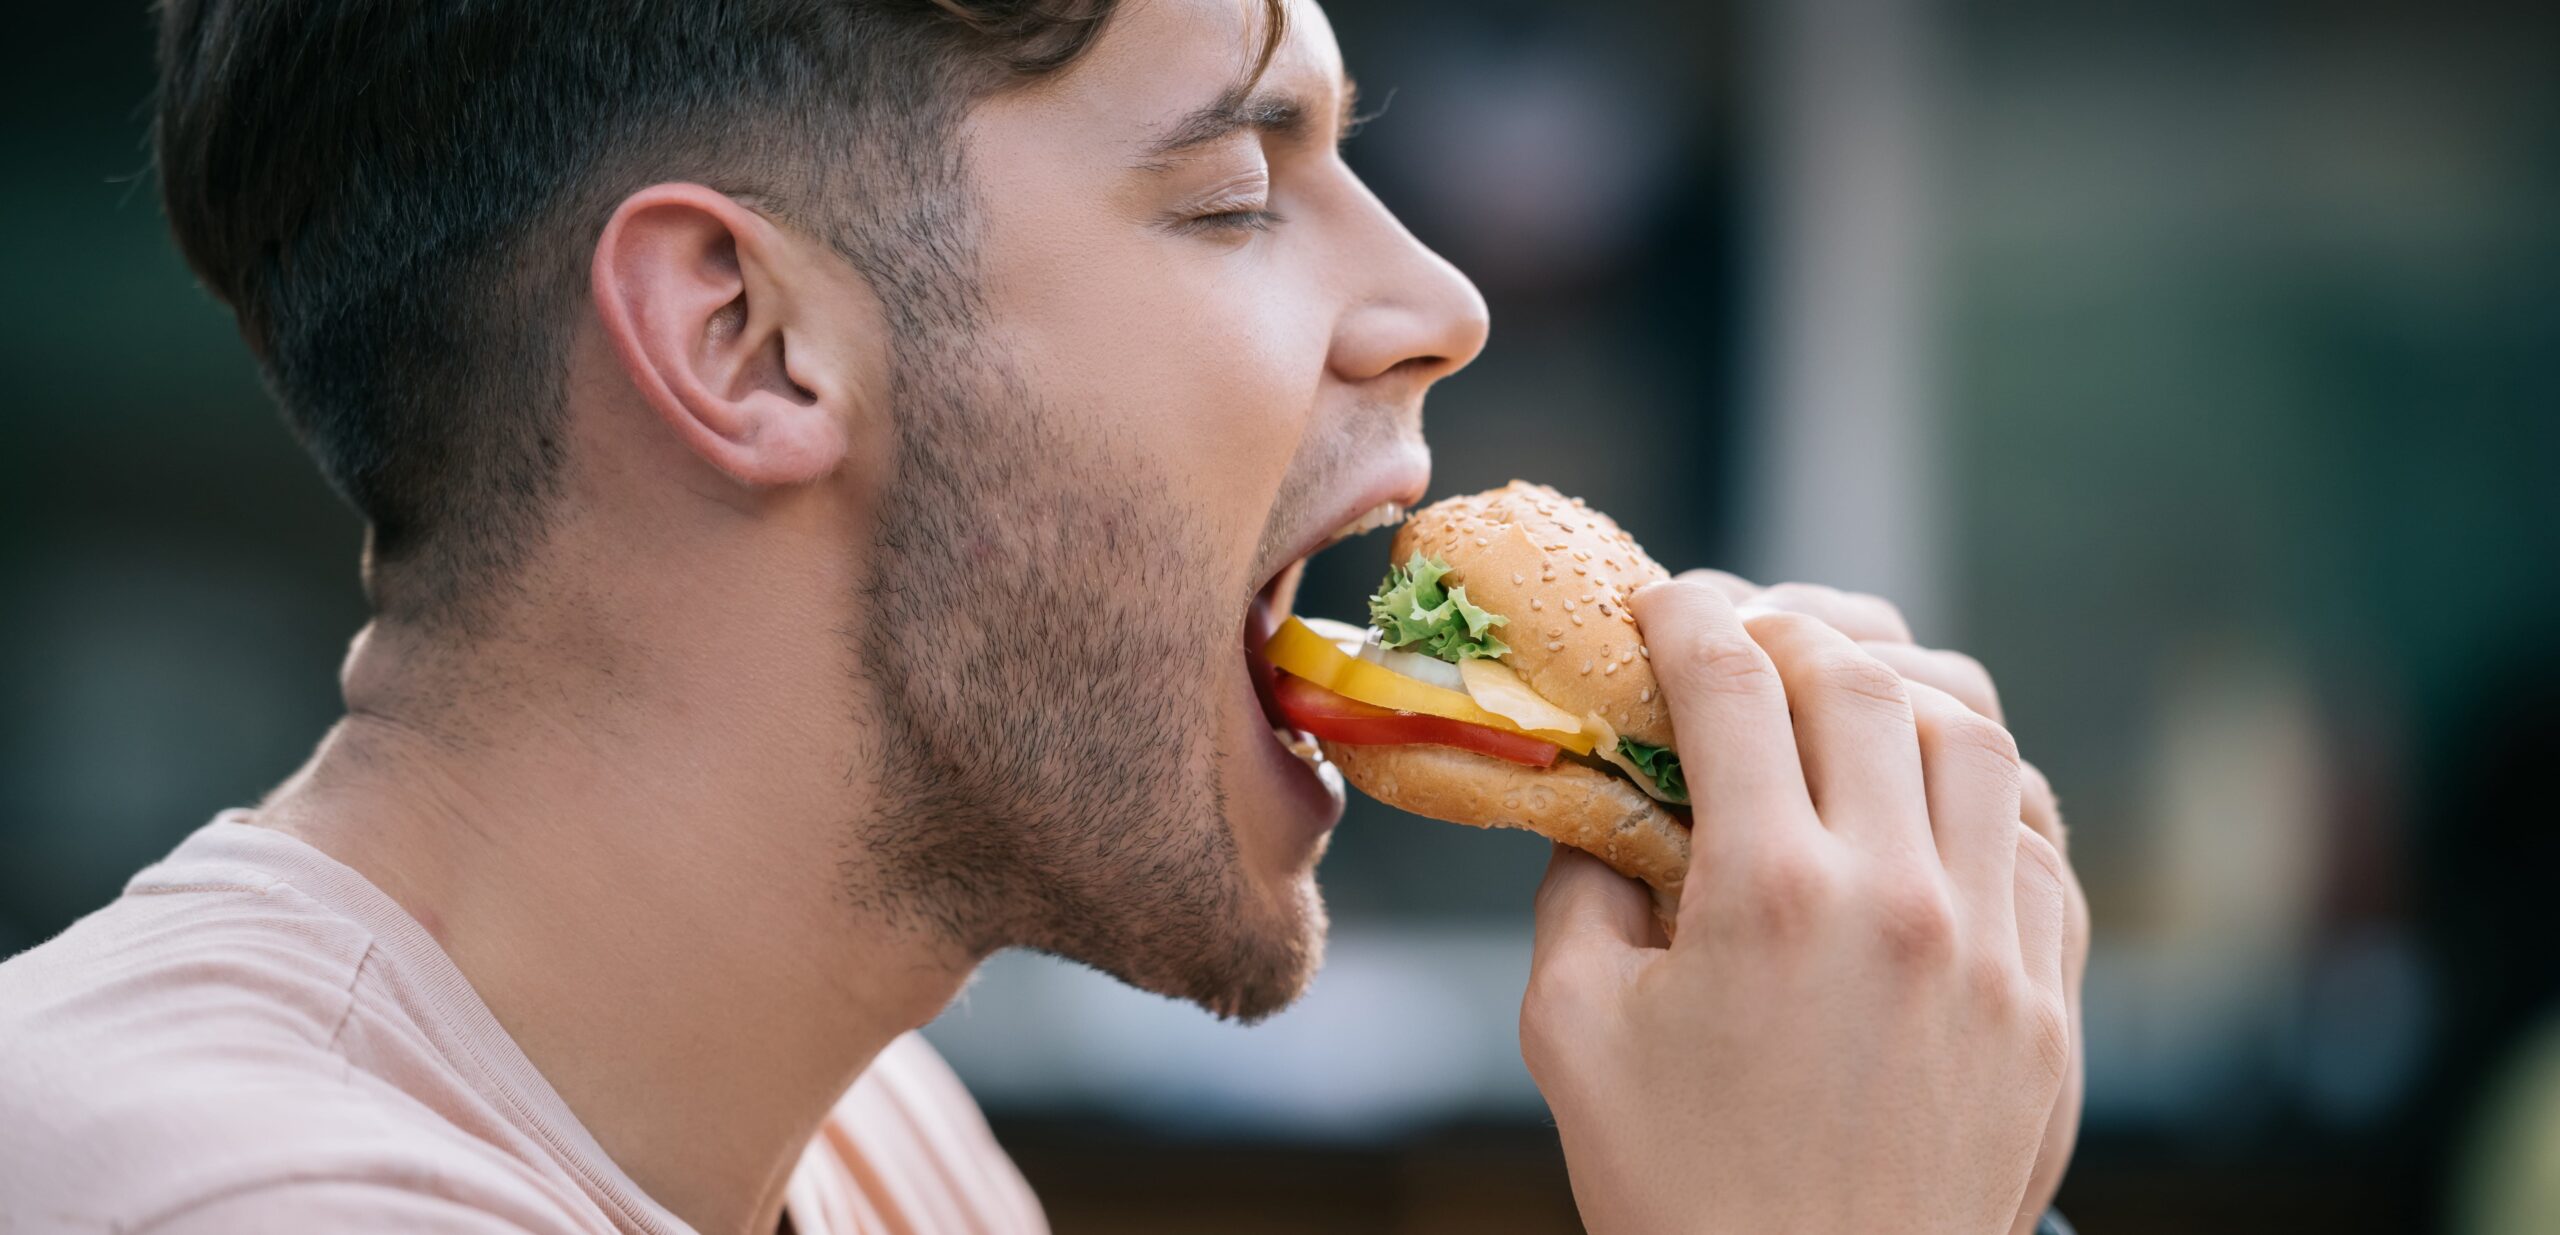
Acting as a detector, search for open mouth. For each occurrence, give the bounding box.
[1245,500,1409,761]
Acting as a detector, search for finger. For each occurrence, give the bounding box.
[1862,641,2003,724]
[1521,847,1648,1085]
[1738,581,1914,644]
[1673,567,1759,603]
[2020,758,2090,986]
[2019,759,2063,850]
[1740,610,1930,858]
[2014,824,2069,999]
[1907,680,2024,922]
[1527,845,1651,1026]
[1628,579,1818,872]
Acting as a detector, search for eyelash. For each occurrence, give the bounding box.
[1180,207,1280,235]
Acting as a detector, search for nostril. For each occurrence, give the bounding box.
[1387,354,1447,381]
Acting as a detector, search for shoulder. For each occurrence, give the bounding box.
[1,860,377,1051]
[0,885,574,1233]
[788,1033,1049,1235]
[0,1045,593,1234]
[0,873,378,1118]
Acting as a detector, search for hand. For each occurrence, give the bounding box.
[1521,576,2075,1235]
[1685,572,2090,1233]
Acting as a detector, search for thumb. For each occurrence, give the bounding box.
[1531,844,1653,974]
[1524,846,1648,1082]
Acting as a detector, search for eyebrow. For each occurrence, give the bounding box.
[1136,74,1364,168]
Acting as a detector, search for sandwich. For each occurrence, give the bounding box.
[1261,481,1692,929]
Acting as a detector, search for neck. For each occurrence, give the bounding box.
[257,614,977,1235]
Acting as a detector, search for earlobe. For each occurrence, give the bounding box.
[591,184,851,489]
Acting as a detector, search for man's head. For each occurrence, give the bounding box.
[157,0,1486,1021]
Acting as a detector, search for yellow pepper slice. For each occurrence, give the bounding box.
[1262,616,1594,754]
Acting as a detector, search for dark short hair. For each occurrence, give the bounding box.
[154,0,1281,627]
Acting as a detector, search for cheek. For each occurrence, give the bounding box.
[987,226,1329,541]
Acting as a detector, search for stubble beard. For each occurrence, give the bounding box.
[843,328,1324,1024]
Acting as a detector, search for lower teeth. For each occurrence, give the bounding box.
[1274,727,1324,762]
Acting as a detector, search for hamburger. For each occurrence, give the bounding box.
[1260,481,1691,929]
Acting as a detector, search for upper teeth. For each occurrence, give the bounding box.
[1324,501,1406,549]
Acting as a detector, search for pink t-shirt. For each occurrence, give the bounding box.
[0,815,1048,1235]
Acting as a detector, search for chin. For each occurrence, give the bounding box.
[1212,871,1329,1025]
[1167,807,1334,1024]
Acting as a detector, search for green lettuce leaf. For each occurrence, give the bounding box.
[1367,554,1511,663]
[1617,738,1690,805]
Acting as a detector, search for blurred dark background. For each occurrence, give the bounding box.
[6,2,2558,1232]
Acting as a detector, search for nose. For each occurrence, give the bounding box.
[1327,180,1491,390]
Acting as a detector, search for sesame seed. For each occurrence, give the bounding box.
[1604,662,1619,675]
[1546,640,1565,651]
[1597,602,1612,616]
[1573,550,1591,562]
[1639,687,1653,702]
[1529,597,1543,610]
[1573,565,1587,575]
[1571,613,1585,626]
[1580,593,1594,603]
[1474,536,1488,546]
[1638,645,1650,659]
[1561,598,1575,611]
[1581,660,1593,675]
[1511,572,1525,585]
[1547,626,1563,638]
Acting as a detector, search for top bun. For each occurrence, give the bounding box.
[1391,481,1676,747]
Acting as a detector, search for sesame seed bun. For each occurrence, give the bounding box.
[1320,482,1690,931]
[1391,481,1676,746]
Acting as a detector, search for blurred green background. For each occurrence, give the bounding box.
[5,1,2556,1231]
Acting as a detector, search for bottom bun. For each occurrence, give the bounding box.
[1321,740,1691,934]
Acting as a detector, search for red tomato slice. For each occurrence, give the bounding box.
[1273,671,1561,769]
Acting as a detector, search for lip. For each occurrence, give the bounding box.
[1234,441,1430,841]
[1249,441,1434,624]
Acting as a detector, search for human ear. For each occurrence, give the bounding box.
[590,183,850,488]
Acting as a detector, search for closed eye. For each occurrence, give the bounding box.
[1177,208,1281,236]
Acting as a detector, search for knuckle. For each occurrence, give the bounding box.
[1517,997,1567,1080]
[1518,968,1583,1069]
[1811,649,1913,712]
[1871,879,1959,967]
[2027,989,2074,1081]
[2015,822,2067,888]
[1662,626,1780,698]
[1967,950,2026,1020]
[1932,710,2023,772]
[1732,846,1835,939]
[2020,760,2064,831]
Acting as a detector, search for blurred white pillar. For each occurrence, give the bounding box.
[1739,0,1950,636]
